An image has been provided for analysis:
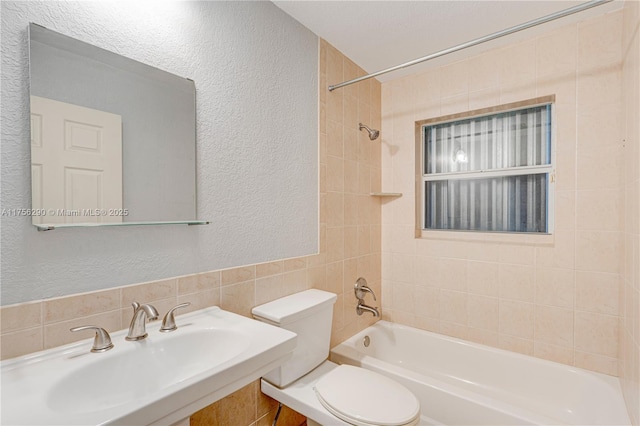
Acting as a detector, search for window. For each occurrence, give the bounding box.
[418,97,554,234]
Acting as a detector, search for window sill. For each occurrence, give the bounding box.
[370,192,402,197]
[417,229,554,246]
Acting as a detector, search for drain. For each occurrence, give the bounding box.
[363,335,370,347]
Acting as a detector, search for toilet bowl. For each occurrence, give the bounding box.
[252,289,420,426]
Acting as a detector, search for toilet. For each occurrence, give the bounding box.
[252,289,420,426]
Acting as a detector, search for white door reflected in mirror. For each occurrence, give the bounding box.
[28,23,199,228]
[30,96,123,225]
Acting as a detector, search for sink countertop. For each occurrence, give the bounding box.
[1,306,297,425]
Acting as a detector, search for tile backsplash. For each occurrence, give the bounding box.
[1,268,218,359]
[0,255,369,360]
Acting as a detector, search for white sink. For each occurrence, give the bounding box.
[48,329,251,414]
[1,307,297,425]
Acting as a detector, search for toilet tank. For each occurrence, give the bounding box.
[252,289,337,387]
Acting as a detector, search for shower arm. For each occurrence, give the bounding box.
[359,123,380,140]
[328,0,612,91]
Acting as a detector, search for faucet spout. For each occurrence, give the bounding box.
[125,302,159,341]
[357,300,380,317]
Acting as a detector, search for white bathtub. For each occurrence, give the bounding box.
[330,321,630,426]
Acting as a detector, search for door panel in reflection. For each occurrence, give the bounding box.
[30,96,122,224]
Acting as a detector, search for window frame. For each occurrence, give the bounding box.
[414,96,556,237]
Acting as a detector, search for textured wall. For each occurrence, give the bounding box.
[0,1,318,305]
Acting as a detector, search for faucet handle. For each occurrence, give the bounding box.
[160,302,191,332]
[354,277,377,301]
[70,325,114,353]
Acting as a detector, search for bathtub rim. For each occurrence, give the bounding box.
[330,320,630,426]
[334,320,622,388]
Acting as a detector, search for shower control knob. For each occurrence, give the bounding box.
[354,277,377,301]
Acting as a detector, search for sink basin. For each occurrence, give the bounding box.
[48,329,251,414]
[2,307,296,425]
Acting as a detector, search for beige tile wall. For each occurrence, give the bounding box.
[621,1,640,424]
[381,10,625,377]
[319,38,383,346]
[0,38,382,425]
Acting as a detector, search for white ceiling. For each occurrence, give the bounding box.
[273,1,623,84]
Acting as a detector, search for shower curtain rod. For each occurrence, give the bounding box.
[328,0,612,91]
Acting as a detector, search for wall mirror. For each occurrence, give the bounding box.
[28,23,204,230]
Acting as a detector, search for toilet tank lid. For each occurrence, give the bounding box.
[252,289,337,325]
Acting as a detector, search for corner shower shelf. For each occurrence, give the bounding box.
[370,192,403,198]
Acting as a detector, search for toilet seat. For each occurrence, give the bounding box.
[313,365,420,426]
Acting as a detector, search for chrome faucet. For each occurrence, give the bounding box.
[125,302,159,341]
[70,325,114,352]
[356,302,380,317]
[160,302,191,332]
[354,277,380,317]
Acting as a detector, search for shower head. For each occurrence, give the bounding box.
[359,123,380,141]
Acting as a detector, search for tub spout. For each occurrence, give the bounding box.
[357,300,380,317]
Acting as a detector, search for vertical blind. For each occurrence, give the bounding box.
[423,104,552,233]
